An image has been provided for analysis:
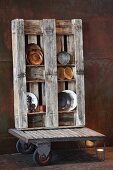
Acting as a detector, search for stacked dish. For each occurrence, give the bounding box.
[26,43,43,65]
[57,67,74,80]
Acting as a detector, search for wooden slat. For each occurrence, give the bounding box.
[27,67,45,80]
[72,19,85,127]
[67,33,76,126]
[43,19,58,127]
[8,129,32,143]
[24,20,43,35]
[56,20,73,35]
[40,33,46,107]
[56,35,65,92]
[24,20,73,35]
[12,19,28,128]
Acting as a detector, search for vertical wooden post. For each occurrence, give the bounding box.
[72,19,85,126]
[43,19,58,127]
[12,19,28,128]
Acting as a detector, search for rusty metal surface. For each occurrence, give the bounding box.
[0,0,113,153]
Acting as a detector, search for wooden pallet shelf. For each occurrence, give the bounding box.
[12,19,85,129]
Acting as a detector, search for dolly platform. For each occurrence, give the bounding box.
[9,127,106,165]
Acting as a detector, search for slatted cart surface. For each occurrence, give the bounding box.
[9,127,105,144]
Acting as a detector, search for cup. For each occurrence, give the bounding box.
[97,148,105,161]
[37,105,46,112]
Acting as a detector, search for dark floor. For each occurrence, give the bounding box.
[0,147,113,170]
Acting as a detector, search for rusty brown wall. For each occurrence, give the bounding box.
[1,0,113,153]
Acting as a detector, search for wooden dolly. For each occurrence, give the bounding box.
[9,127,106,166]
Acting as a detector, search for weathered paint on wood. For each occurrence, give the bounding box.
[40,33,46,106]
[24,20,43,35]
[56,35,65,93]
[72,19,85,126]
[24,20,73,35]
[67,34,76,125]
[27,67,45,80]
[43,19,58,127]
[12,19,28,128]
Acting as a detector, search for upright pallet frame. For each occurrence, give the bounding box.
[9,19,106,166]
[12,19,85,129]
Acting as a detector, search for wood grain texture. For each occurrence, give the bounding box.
[9,127,105,144]
[24,20,43,35]
[12,19,28,128]
[72,19,85,126]
[24,20,72,35]
[56,35,65,92]
[27,67,45,80]
[43,19,58,127]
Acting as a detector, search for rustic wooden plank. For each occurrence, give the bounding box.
[27,67,45,80]
[67,35,75,92]
[40,33,46,107]
[25,131,38,139]
[36,130,52,138]
[75,74,85,126]
[59,113,74,126]
[57,35,65,93]
[67,33,76,126]
[12,19,28,128]
[67,35,75,64]
[56,20,73,35]
[24,20,73,35]
[24,20,43,35]
[72,19,84,71]
[8,129,32,143]
[43,19,58,127]
[48,129,63,138]
[72,19,85,127]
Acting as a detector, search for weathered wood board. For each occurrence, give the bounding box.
[9,127,106,143]
[12,19,28,128]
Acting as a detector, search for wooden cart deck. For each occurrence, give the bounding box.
[9,127,106,144]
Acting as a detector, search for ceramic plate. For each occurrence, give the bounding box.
[57,51,70,65]
[63,90,77,111]
[26,92,38,109]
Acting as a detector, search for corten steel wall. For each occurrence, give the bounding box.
[0,0,113,153]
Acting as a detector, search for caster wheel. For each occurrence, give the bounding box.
[16,139,36,154]
[33,148,52,166]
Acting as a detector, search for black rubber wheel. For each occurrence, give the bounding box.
[33,148,52,166]
[16,139,36,154]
